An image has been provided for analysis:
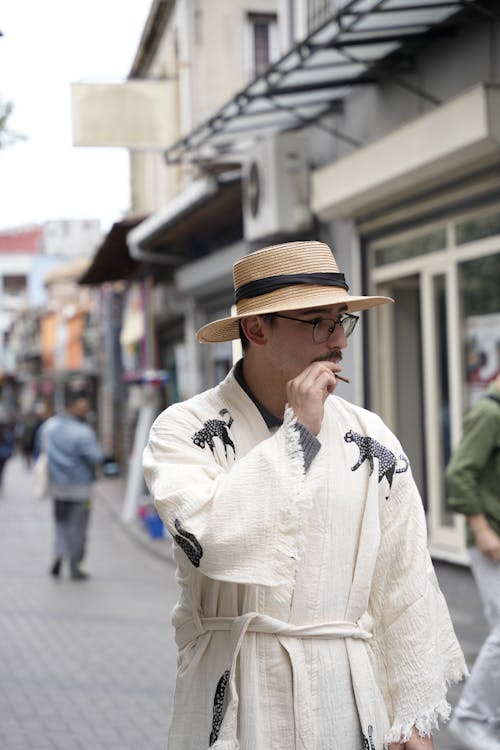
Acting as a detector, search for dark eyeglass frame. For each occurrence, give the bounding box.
[272,312,359,343]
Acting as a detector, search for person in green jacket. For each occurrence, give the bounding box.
[446,372,500,750]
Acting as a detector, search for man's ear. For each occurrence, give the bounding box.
[241,315,268,347]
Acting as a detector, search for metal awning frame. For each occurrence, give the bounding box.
[164,0,479,165]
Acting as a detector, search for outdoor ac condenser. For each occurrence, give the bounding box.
[242,131,312,242]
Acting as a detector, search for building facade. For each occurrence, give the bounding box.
[81,0,500,560]
[2,220,102,421]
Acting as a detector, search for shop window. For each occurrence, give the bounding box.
[246,13,279,80]
[459,252,500,410]
[455,208,500,245]
[373,227,446,267]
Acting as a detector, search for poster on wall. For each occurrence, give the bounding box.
[465,312,500,408]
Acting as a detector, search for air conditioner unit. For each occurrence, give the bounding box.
[242,131,312,242]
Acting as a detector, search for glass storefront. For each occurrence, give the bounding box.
[369,205,500,561]
[459,253,500,410]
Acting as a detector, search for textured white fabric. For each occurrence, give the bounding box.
[143,368,467,750]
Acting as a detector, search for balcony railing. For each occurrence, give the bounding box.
[307,0,347,33]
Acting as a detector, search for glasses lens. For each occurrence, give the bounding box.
[312,316,358,342]
[312,319,335,343]
[341,315,358,338]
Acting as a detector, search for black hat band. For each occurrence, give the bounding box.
[234,272,348,303]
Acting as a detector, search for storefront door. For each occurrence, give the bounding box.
[369,207,500,561]
[372,262,467,560]
[421,265,467,557]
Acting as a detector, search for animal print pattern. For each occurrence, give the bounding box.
[344,430,409,497]
[362,724,375,750]
[209,670,230,746]
[174,518,203,567]
[192,408,235,458]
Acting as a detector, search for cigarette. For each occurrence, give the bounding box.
[336,374,350,384]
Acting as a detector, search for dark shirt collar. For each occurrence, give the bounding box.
[233,359,282,428]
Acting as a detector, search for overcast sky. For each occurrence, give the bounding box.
[0,0,153,234]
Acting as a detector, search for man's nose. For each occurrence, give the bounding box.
[327,325,347,349]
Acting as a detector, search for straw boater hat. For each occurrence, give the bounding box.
[197,241,393,343]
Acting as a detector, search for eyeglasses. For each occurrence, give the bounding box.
[272,312,359,343]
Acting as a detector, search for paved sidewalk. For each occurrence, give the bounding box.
[93,476,174,565]
[0,454,491,749]
[433,561,488,749]
[0,456,178,750]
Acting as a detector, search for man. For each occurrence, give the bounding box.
[42,390,103,580]
[143,241,466,750]
[446,372,500,750]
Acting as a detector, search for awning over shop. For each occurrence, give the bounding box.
[312,83,500,220]
[78,217,145,285]
[164,0,470,164]
[79,176,242,283]
[127,174,242,261]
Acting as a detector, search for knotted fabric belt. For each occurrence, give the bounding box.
[176,611,383,750]
[176,611,373,650]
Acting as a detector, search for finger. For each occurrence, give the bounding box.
[303,360,343,378]
[302,362,342,388]
[315,366,344,392]
[301,368,338,396]
[311,360,343,376]
[288,364,336,394]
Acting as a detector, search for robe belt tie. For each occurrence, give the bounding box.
[176,611,374,750]
[176,610,373,650]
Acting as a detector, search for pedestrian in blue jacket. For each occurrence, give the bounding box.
[41,391,104,580]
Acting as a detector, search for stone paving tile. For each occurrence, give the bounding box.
[0,456,491,750]
[0,457,177,750]
[432,561,489,749]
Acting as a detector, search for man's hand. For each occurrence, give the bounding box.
[468,515,500,561]
[389,728,434,749]
[286,361,342,435]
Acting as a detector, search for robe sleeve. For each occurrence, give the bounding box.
[368,447,468,745]
[142,401,312,598]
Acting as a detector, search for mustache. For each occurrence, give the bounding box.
[313,350,343,363]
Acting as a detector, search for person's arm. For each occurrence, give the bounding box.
[446,402,498,513]
[79,427,105,467]
[446,401,500,557]
[143,400,313,593]
[466,513,500,561]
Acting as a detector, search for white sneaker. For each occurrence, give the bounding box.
[448,715,500,750]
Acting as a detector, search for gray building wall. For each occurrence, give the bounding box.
[307,8,500,171]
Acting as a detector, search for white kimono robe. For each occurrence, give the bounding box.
[143,368,466,750]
